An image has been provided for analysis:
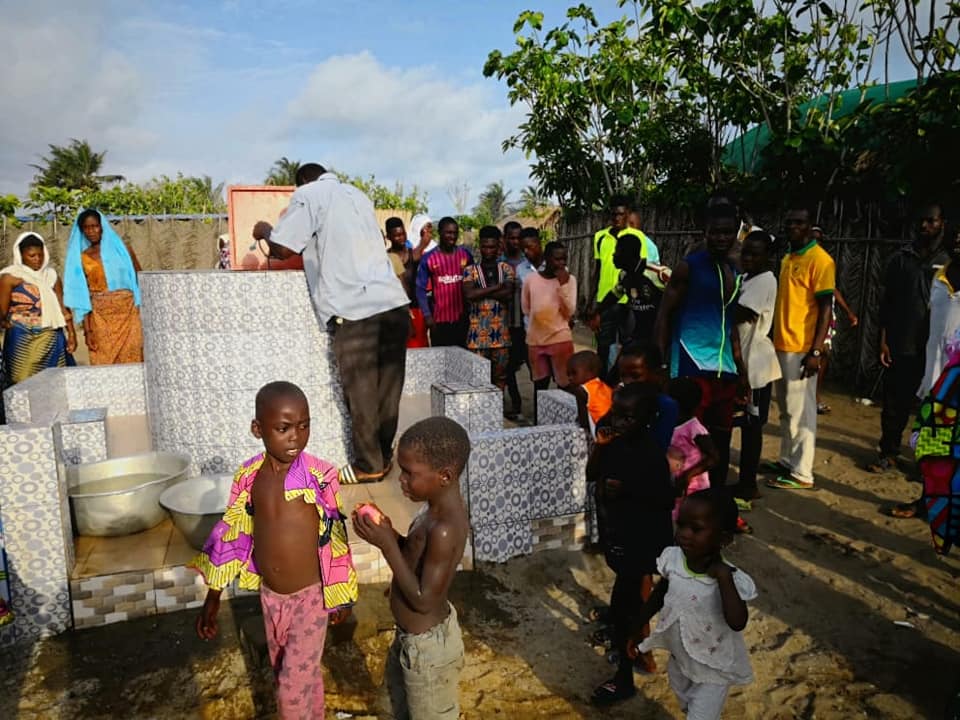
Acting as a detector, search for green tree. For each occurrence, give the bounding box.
[473,181,513,223]
[334,172,428,213]
[26,186,82,239]
[264,157,301,186]
[31,139,123,191]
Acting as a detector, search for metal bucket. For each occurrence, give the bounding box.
[67,452,191,537]
[159,474,233,550]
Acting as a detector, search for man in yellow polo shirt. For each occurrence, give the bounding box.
[590,197,659,378]
[766,202,836,490]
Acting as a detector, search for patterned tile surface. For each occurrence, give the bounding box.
[57,418,108,466]
[2,386,30,424]
[431,383,503,435]
[473,518,533,562]
[0,426,60,509]
[536,389,578,426]
[140,272,355,474]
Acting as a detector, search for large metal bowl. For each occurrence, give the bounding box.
[67,452,191,537]
[159,474,233,550]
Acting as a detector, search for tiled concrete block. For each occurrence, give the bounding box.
[536,389,578,426]
[55,408,108,466]
[431,382,502,435]
[0,426,60,510]
[473,519,533,562]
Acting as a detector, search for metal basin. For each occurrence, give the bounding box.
[67,452,191,537]
[159,474,233,550]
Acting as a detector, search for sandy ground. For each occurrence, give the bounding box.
[2,375,959,718]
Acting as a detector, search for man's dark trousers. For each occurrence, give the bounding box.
[332,305,409,474]
[879,354,924,459]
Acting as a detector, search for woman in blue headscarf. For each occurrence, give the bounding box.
[63,209,143,364]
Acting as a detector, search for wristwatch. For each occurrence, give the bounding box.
[809,349,822,359]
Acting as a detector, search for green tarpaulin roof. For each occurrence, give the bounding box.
[722,79,918,172]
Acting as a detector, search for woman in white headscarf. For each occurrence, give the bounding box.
[408,213,435,258]
[0,232,75,384]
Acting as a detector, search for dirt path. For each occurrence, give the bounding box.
[1,389,958,719]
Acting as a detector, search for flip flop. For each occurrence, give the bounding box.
[885,501,926,520]
[734,497,753,512]
[817,402,832,415]
[766,475,815,490]
[338,465,386,485]
[866,456,897,473]
[590,679,636,706]
[759,460,792,475]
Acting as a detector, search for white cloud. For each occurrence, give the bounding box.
[0,1,151,193]
[281,51,530,213]
[0,4,531,216]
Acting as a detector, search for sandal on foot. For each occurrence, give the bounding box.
[591,679,636,706]
[587,605,610,623]
[866,456,897,474]
[589,627,612,647]
[885,500,926,520]
[734,497,753,512]
[338,465,386,485]
[759,460,792,475]
[634,651,657,674]
[766,475,815,490]
[736,516,754,534]
[817,402,832,415]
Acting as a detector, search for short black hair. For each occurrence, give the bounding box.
[503,221,522,234]
[385,216,404,233]
[295,163,326,186]
[520,227,540,241]
[438,216,458,232]
[543,240,566,259]
[77,208,101,228]
[668,376,703,416]
[620,341,662,369]
[915,201,944,219]
[18,233,44,252]
[743,230,772,253]
[615,230,642,258]
[612,382,659,426]
[610,194,632,211]
[400,416,471,476]
[478,225,502,242]
[255,381,308,420]
[569,350,602,376]
[704,202,739,227]
[685,488,739,534]
[786,197,815,217]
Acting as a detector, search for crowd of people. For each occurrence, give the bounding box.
[1,163,957,717]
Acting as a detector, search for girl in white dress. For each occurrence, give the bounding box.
[628,489,756,719]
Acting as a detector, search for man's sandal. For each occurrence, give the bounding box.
[766,475,815,490]
[885,500,926,520]
[339,465,386,485]
[591,679,636,706]
[759,460,792,475]
[866,456,897,473]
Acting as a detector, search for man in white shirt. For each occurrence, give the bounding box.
[253,163,410,482]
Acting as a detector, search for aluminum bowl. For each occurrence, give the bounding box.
[67,452,191,537]
[159,474,233,550]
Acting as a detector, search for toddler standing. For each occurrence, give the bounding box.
[629,489,757,720]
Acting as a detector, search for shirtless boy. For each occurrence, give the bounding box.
[352,417,470,720]
[192,381,357,719]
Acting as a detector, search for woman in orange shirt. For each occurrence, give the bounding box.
[63,209,144,364]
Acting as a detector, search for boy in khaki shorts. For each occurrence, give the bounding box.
[352,417,470,719]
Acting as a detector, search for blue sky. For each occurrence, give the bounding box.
[0,0,924,215]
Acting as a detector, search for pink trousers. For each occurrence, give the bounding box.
[260,581,329,719]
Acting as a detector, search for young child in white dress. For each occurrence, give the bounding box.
[628,488,756,719]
